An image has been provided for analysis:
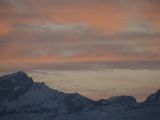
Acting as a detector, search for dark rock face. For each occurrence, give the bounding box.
[107,95,137,104]
[95,96,137,107]
[0,71,33,102]
[63,93,95,114]
[145,90,160,103]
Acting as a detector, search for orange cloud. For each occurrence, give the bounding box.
[0,21,12,36]
[0,0,160,67]
[48,4,127,33]
[1,0,160,34]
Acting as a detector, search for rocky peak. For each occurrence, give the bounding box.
[107,95,137,104]
[2,71,27,78]
[0,71,34,102]
[145,90,160,103]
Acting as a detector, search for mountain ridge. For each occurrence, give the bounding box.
[0,71,160,120]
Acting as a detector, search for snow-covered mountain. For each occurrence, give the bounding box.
[0,71,160,120]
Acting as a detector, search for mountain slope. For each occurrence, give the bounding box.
[145,90,160,103]
[0,71,160,120]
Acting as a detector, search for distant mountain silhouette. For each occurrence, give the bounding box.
[0,71,160,120]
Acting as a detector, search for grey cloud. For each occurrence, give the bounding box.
[111,22,160,41]
[28,70,49,75]
[52,73,64,76]
[0,61,160,73]
[112,32,160,41]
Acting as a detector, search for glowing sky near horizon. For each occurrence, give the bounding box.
[0,0,160,102]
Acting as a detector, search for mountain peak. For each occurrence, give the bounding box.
[3,71,27,78]
[1,71,28,79]
[145,89,160,103]
[15,71,26,75]
[107,95,137,104]
[0,71,33,102]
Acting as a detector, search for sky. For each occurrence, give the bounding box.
[0,0,160,102]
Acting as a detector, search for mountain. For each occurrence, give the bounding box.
[0,71,160,120]
[0,71,33,102]
[145,90,160,103]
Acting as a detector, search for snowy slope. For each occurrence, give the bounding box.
[0,71,160,120]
